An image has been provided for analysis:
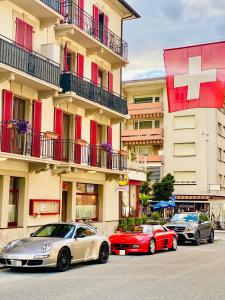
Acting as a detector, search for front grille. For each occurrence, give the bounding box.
[112,244,131,250]
[167,226,185,232]
[6,259,27,266]
[0,258,6,264]
[27,260,43,266]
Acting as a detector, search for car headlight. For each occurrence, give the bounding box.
[41,243,52,253]
[132,244,140,249]
[2,240,19,251]
[185,226,194,232]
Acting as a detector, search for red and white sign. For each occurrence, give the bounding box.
[164,42,225,112]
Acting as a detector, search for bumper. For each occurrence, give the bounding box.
[111,246,149,255]
[177,232,195,242]
[0,254,57,268]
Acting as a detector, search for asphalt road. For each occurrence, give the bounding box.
[0,233,225,300]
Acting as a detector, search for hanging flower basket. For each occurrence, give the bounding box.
[5,120,30,134]
[100,142,113,153]
[44,131,58,139]
[75,139,88,146]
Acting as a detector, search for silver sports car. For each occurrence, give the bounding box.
[0,222,110,272]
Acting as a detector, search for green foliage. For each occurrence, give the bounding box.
[151,211,160,221]
[139,193,150,207]
[127,218,135,226]
[142,215,148,224]
[140,181,151,195]
[152,173,175,202]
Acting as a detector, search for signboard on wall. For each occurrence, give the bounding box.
[118,185,129,192]
[209,184,221,192]
[29,199,60,216]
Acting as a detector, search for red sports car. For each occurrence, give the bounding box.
[109,224,177,255]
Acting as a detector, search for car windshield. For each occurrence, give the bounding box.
[125,225,152,233]
[171,213,198,223]
[32,224,75,238]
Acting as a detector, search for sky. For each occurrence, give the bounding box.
[123,0,225,80]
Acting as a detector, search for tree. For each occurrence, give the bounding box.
[152,173,175,202]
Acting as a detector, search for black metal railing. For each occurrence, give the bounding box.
[60,72,128,115]
[0,126,127,171]
[41,0,60,13]
[60,2,128,59]
[0,35,60,86]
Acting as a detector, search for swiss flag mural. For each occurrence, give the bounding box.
[164,42,225,112]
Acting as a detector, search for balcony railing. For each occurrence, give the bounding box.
[0,35,60,87]
[60,2,128,60]
[41,0,60,13]
[0,126,127,172]
[60,72,128,115]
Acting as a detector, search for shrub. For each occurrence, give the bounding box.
[151,212,160,221]
[134,217,143,225]
[127,218,135,226]
[142,215,148,224]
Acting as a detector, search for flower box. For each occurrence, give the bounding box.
[44,131,58,139]
[75,139,87,146]
[119,150,128,156]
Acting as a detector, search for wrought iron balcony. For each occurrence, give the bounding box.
[0,35,60,87]
[60,2,128,60]
[41,0,60,12]
[0,125,127,172]
[60,72,128,115]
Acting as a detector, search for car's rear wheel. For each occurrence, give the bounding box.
[207,230,214,244]
[148,239,156,255]
[194,231,201,246]
[170,236,177,251]
[98,242,109,264]
[56,247,71,272]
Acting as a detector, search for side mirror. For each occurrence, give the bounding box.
[76,233,86,238]
[30,233,34,237]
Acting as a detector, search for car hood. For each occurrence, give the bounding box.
[3,237,65,254]
[166,222,197,227]
[109,233,151,244]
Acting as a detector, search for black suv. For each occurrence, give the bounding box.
[166,212,214,246]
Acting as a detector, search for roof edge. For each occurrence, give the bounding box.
[117,0,141,18]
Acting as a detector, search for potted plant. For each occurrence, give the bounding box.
[75,139,88,146]
[44,131,59,139]
[100,142,113,153]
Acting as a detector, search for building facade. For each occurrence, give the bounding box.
[0,0,141,246]
[123,77,225,224]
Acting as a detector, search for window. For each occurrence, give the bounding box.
[200,213,209,222]
[174,143,196,156]
[218,148,222,160]
[174,115,195,129]
[155,120,160,128]
[8,177,19,227]
[174,171,196,184]
[139,146,153,156]
[15,18,33,51]
[62,113,71,162]
[134,120,160,130]
[76,183,98,220]
[134,96,160,104]
[76,226,97,237]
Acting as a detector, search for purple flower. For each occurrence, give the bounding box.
[100,143,113,153]
[15,120,30,134]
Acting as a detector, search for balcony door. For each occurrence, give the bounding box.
[8,177,20,227]
[62,113,71,162]
[12,98,26,155]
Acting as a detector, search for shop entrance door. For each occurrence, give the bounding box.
[61,191,68,222]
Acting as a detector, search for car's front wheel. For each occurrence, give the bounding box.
[170,236,177,251]
[98,242,109,264]
[194,231,201,246]
[148,239,156,255]
[56,247,71,272]
[207,230,214,244]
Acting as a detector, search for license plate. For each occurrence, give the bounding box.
[11,260,22,267]
[119,250,126,256]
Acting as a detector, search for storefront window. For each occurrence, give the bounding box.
[8,177,19,227]
[76,183,98,220]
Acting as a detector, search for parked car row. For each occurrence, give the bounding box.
[0,212,214,272]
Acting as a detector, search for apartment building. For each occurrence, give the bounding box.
[123,78,225,222]
[0,0,141,245]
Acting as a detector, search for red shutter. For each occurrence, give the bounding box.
[25,23,33,52]
[103,14,109,45]
[53,108,63,161]
[107,126,112,169]
[74,115,82,163]
[91,62,98,85]
[78,0,84,29]
[60,0,66,17]
[90,120,97,166]
[64,42,68,72]
[32,100,42,158]
[77,53,84,78]
[108,71,113,92]
[16,18,25,47]
[93,5,99,38]
[1,90,13,153]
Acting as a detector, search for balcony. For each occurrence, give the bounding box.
[55,2,128,65]
[59,72,128,118]
[0,35,61,93]
[128,102,163,119]
[9,0,63,25]
[139,155,162,163]
[122,128,163,145]
[0,125,127,173]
